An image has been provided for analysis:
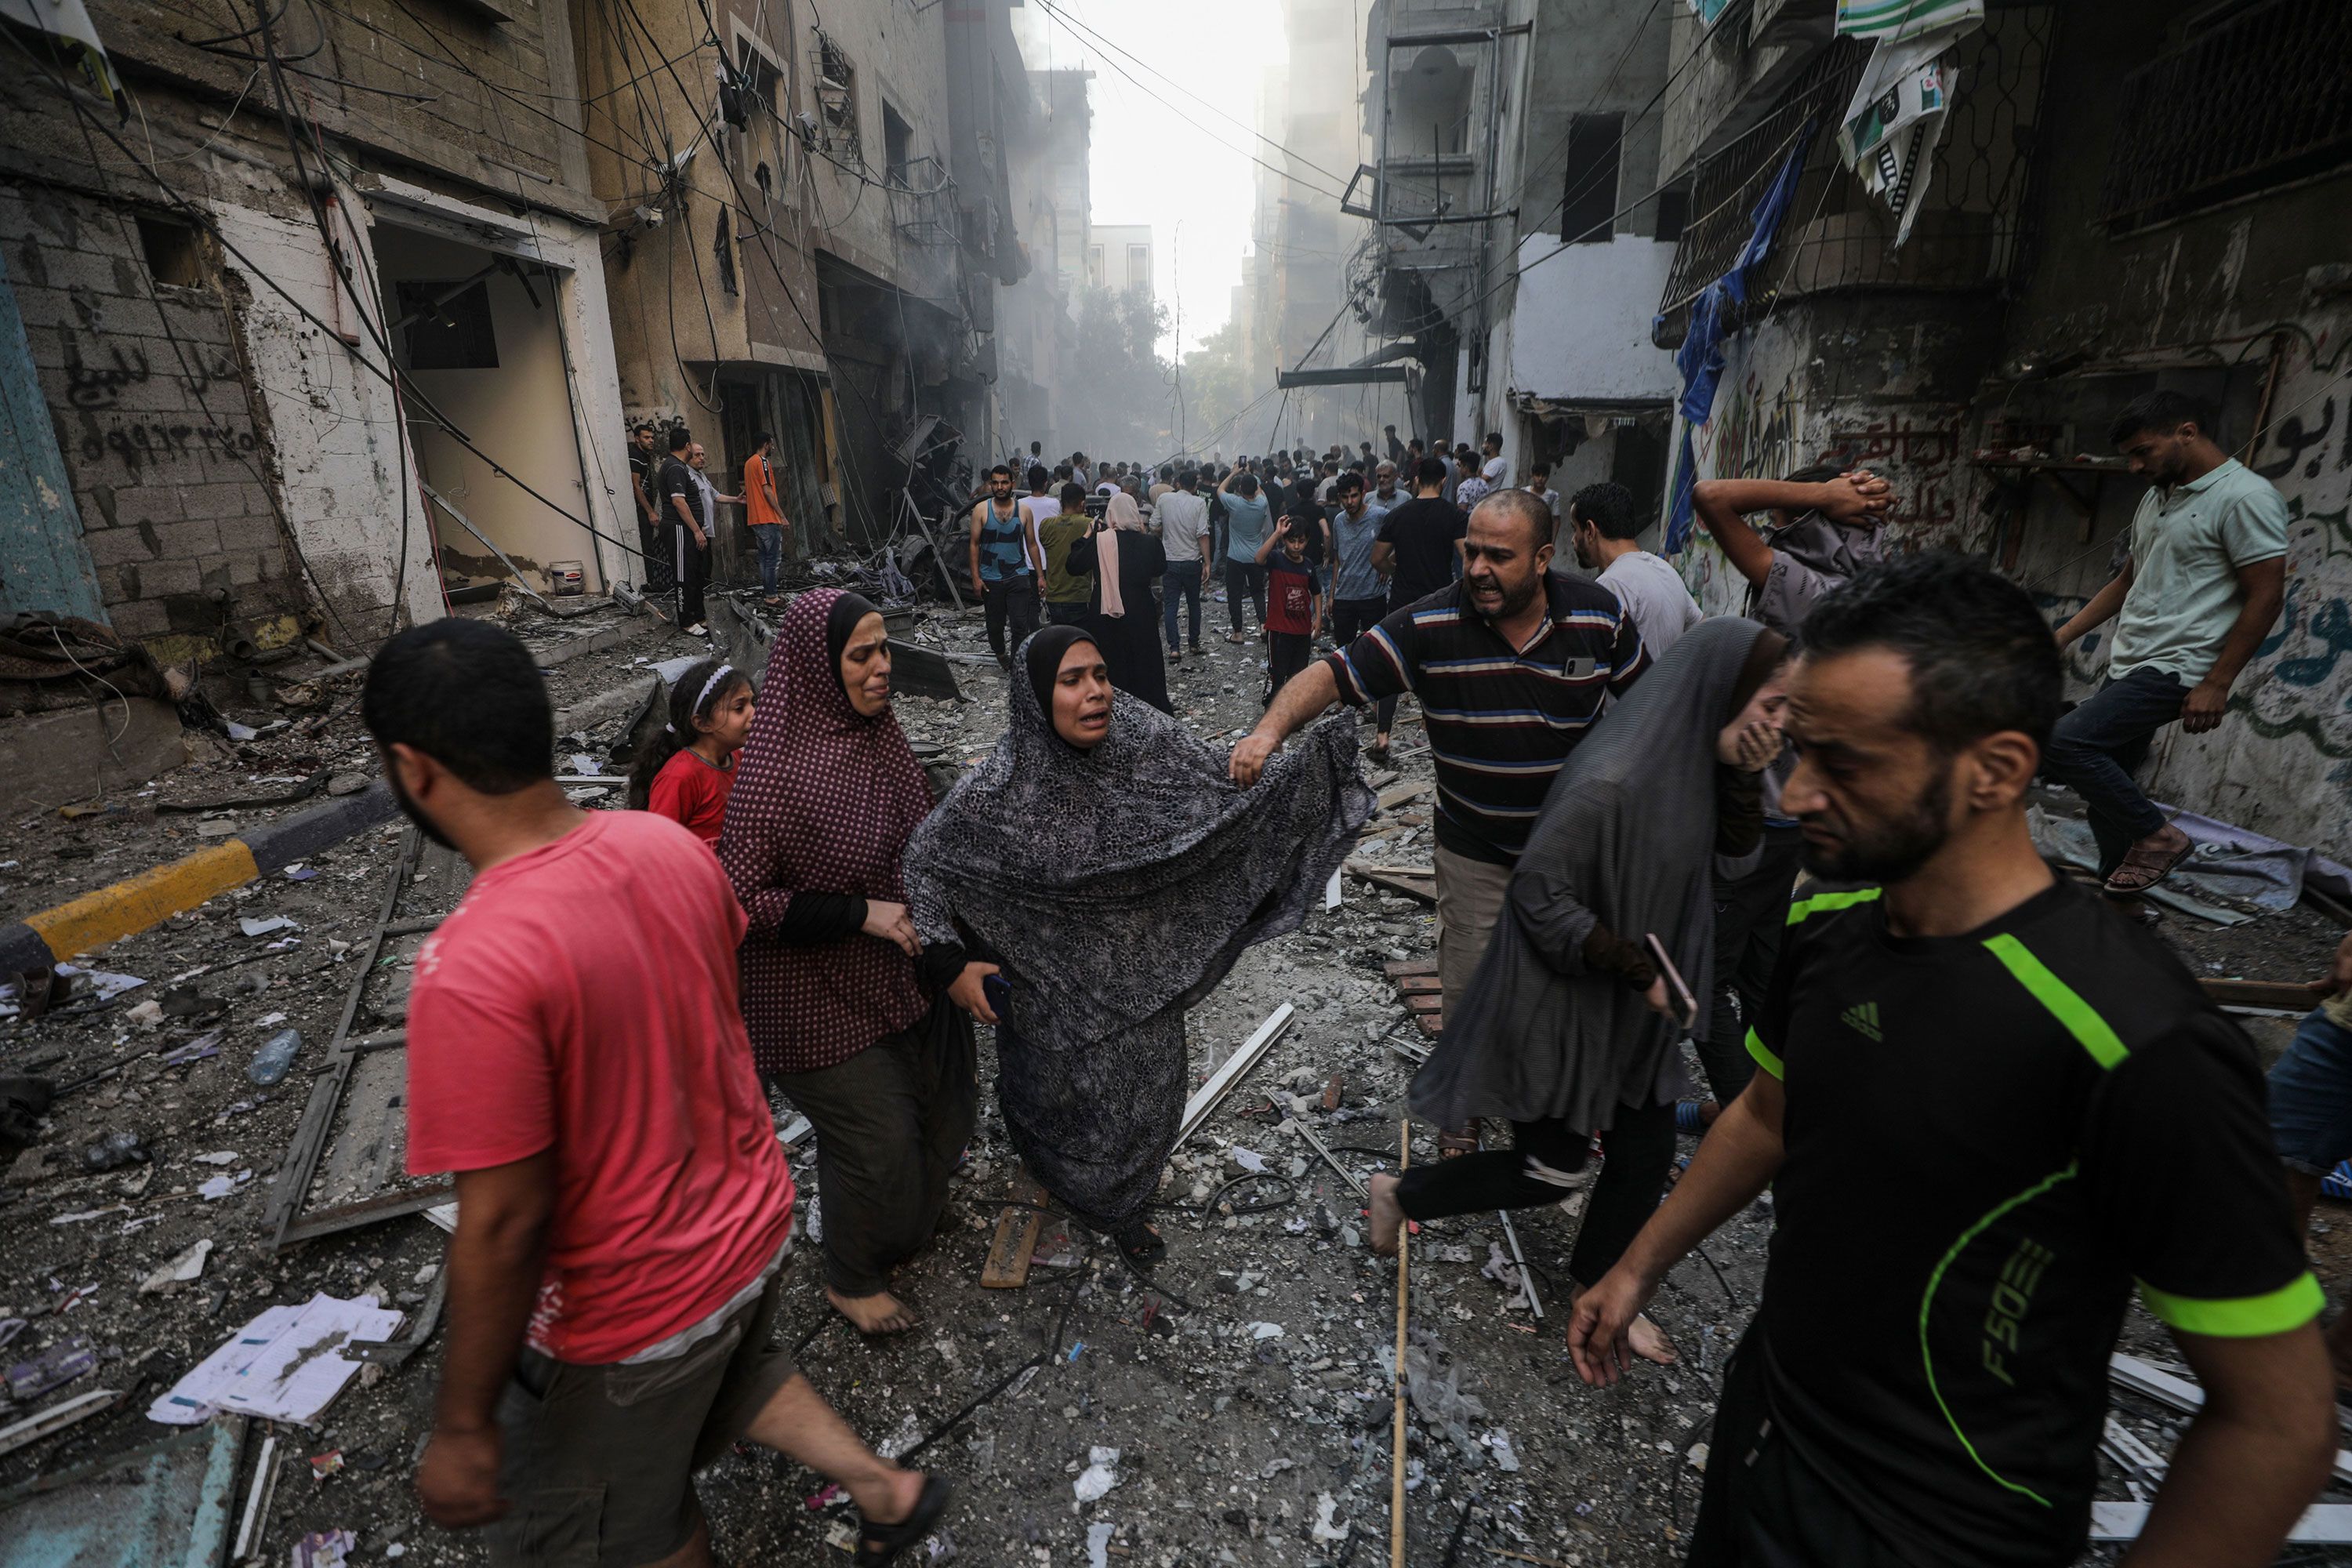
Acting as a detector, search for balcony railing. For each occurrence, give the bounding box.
[2098,0,2352,230]
[1654,7,2054,344]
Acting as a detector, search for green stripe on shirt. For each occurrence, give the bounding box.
[2140,1272,2325,1337]
[1746,1025,1784,1080]
[1786,887,1882,925]
[1980,933,2129,1070]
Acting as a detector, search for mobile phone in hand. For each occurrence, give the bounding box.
[1643,934,1698,1030]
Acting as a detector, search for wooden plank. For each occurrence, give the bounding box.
[1396,975,1442,996]
[1382,956,1439,979]
[1376,779,1432,811]
[1350,862,1438,906]
[982,1171,1045,1290]
[278,1181,455,1247]
[1417,1013,1444,1037]
[2199,977,2321,1009]
[1404,993,1443,1015]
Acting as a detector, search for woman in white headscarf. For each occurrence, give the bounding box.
[1066,491,1171,713]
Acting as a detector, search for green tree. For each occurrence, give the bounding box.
[1175,318,1253,458]
[1069,286,1174,459]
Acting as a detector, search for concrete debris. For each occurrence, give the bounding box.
[140,1239,212,1294]
[1086,1519,1113,1568]
[1073,1446,1121,1503]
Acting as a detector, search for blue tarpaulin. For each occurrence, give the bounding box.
[1660,132,1815,554]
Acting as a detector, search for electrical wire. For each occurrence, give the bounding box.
[1033,0,1351,187]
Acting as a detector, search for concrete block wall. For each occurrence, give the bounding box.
[0,177,303,656]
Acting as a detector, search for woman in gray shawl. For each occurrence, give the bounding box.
[904,625,1373,1262]
[1368,617,1788,1353]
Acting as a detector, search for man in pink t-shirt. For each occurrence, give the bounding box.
[367,618,949,1567]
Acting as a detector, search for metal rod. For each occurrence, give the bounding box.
[1391,1119,1411,1568]
[1285,1105,1370,1203]
[421,481,556,609]
[1497,1208,1541,1320]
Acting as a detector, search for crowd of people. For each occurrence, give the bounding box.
[383,389,2349,1567]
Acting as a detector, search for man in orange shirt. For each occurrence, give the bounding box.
[743,433,789,607]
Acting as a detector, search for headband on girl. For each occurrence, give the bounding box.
[666,663,736,733]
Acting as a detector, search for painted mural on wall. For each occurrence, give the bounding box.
[2147,321,2352,860]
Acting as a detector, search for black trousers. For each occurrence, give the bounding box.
[768,1005,978,1298]
[1267,629,1314,704]
[982,575,1040,664]
[1394,1101,1677,1285]
[1332,595,1396,732]
[1223,560,1266,632]
[1700,827,1804,1109]
[639,517,675,593]
[673,524,707,626]
[1686,1334,1911,1567]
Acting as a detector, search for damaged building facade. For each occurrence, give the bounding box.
[0,0,635,665]
[1654,0,2352,861]
[1,0,1087,695]
[586,0,1068,576]
[1345,0,1679,508]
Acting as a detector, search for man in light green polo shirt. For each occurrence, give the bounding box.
[2050,390,2287,894]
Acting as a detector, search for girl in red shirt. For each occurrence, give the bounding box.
[627,659,754,842]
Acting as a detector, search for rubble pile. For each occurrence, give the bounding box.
[2,586,2346,1564]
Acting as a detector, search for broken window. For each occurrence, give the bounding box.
[136,214,202,288]
[397,280,499,370]
[713,208,737,295]
[883,101,913,187]
[812,31,858,159]
[1560,114,1623,244]
[1654,187,1690,245]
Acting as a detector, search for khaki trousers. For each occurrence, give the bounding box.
[1434,844,1512,1022]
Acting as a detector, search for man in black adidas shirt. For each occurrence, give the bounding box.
[1569,554,2332,1567]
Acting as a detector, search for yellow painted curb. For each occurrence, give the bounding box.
[24,840,261,962]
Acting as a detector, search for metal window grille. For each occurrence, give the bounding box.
[1656,7,2054,339]
[811,32,858,160]
[2098,0,2352,230]
[1656,38,1871,318]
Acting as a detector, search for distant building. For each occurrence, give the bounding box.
[1087,225,1154,297]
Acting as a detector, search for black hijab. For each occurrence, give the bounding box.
[1024,622,1097,720]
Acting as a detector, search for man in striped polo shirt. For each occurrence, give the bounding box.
[1230,488,1648,1032]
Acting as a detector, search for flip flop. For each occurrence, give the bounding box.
[2103,829,2193,895]
[1436,1125,1480,1160]
[856,1474,952,1566]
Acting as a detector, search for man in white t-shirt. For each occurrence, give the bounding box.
[1569,480,1700,658]
[1017,463,1061,568]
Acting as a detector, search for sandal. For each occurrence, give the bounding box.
[856,1473,953,1566]
[1115,1219,1167,1265]
[2103,824,2193,895]
[1436,1124,1480,1160]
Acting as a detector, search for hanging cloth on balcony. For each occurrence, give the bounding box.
[1657,135,1813,554]
[1832,2,1980,248]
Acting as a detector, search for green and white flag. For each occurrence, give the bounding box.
[1835,0,1980,42]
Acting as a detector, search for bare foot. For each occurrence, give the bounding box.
[1628,1312,1679,1366]
[1368,1171,1406,1257]
[827,1287,919,1335]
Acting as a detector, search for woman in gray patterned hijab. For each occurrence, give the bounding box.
[904,626,1373,1261]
